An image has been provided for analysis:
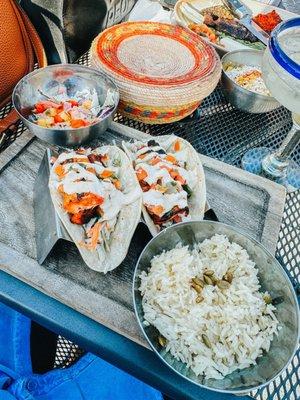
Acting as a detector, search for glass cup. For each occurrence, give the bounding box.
[242,18,300,192]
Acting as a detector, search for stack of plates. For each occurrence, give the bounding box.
[90,22,221,124]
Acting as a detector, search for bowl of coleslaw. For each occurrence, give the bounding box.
[13,64,119,147]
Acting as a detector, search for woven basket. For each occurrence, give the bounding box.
[90,22,221,124]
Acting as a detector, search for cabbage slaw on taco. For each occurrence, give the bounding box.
[123,135,206,236]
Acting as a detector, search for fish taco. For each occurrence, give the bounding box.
[49,146,142,272]
[123,136,206,235]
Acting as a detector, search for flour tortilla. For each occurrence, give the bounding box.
[123,135,206,236]
[49,146,142,273]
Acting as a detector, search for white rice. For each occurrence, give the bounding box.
[139,234,280,380]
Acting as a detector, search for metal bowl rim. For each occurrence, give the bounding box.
[221,49,278,102]
[12,63,120,131]
[132,220,300,394]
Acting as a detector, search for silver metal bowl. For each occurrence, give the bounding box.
[221,50,280,114]
[13,64,119,147]
[133,220,299,394]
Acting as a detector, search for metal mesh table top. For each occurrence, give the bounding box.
[0,50,298,399]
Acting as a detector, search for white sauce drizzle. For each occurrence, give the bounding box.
[143,190,188,216]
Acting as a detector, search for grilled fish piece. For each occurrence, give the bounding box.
[201,5,234,20]
[204,14,258,43]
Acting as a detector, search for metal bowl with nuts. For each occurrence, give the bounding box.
[133,220,299,394]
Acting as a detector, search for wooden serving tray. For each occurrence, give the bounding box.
[0,122,286,347]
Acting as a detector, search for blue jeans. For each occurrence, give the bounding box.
[0,302,162,400]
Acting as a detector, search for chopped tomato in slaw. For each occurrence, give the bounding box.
[31,97,99,129]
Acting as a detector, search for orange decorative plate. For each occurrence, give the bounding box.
[94,22,217,86]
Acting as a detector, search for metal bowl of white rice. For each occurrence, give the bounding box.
[133,221,299,394]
